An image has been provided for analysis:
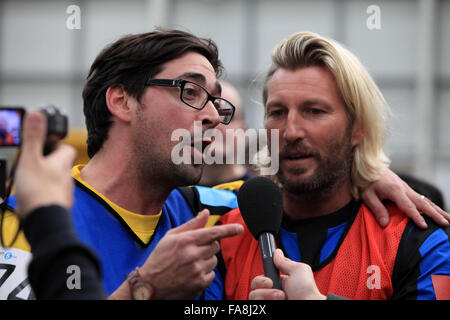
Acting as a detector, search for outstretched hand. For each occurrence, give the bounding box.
[111,209,244,300]
[361,168,449,229]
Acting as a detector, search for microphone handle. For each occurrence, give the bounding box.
[258,233,282,290]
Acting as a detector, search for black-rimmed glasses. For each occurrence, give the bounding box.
[145,79,235,125]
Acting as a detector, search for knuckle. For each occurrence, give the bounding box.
[201,272,215,288]
[211,241,220,253]
[209,255,218,268]
[192,261,204,277]
[165,228,175,236]
[361,187,373,198]
[185,250,198,264]
[386,182,400,194]
[301,262,312,272]
[175,235,191,248]
[208,228,221,241]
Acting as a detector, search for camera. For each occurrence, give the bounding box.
[40,105,69,155]
[0,105,67,198]
[0,105,68,154]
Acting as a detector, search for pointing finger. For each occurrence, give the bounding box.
[169,209,210,234]
[193,223,244,245]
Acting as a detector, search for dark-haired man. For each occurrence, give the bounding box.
[1,29,448,301]
[3,29,243,300]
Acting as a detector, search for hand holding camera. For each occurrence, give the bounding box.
[0,105,72,217]
[14,110,76,219]
[0,105,68,152]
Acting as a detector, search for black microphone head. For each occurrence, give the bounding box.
[238,176,283,239]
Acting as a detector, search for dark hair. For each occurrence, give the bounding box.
[82,29,222,157]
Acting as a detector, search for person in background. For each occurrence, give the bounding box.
[199,81,254,188]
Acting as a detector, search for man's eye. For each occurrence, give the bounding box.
[268,109,285,117]
[184,88,197,97]
[310,108,324,115]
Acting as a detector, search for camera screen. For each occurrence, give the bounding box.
[0,107,24,147]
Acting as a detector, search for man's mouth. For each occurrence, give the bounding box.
[282,153,314,160]
[189,139,213,164]
[191,139,212,153]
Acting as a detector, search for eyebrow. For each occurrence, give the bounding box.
[266,98,331,109]
[178,72,206,84]
[177,72,221,96]
[265,100,285,109]
[302,99,332,110]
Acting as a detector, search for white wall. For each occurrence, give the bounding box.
[0,0,448,207]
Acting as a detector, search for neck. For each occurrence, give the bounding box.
[282,178,353,220]
[199,164,247,186]
[80,147,170,216]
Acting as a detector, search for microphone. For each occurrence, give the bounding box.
[238,176,283,290]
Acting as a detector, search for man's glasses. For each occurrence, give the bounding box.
[145,79,235,125]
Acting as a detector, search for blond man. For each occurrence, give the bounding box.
[222,32,450,300]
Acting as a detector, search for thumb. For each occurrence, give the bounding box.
[273,249,297,275]
[169,209,210,234]
[20,111,47,160]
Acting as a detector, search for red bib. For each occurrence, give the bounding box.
[220,204,408,300]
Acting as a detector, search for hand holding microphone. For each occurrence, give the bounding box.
[249,249,326,300]
[239,177,326,300]
[238,176,283,290]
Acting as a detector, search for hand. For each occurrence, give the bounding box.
[361,168,450,229]
[139,209,243,299]
[248,249,326,300]
[14,111,76,219]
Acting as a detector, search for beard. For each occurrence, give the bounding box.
[275,126,354,196]
[168,157,204,186]
[134,136,204,189]
[133,106,203,190]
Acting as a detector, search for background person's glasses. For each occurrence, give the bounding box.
[145,79,235,125]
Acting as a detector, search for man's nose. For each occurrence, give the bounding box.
[283,111,306,142]
[198,100,221,129]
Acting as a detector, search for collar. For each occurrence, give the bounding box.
[281,200,361,232]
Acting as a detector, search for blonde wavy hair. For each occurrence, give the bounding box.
[259,31,391,198]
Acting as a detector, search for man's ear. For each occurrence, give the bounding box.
[351,121,365,147]
[105,85,133,122]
